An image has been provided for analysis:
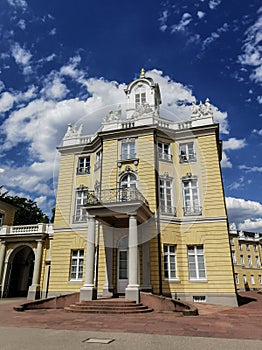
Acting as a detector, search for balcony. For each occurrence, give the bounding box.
[183,206,202,216]
[83,187,153,227]
[158,153,173,162]
[179,153,196,163]
[76,166,91,175]
[160,205,176,216]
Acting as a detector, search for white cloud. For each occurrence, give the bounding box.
[228,177,245,190]
[238,7,262,83]
[223,137,247,150]
[226,197,262,231]
[252,128,262,136]
[257,96,262,104]
[11,42,32,74]
[239,165,262,173]
[171,13,192,33]
[7,0,28,10]
[202,23,229,50]
[17,19,26,30]
[0,168,5,173]
[239,219,262,232]
[159,10,168,32]
[41,76,68,100]
[49,28,56,36]
[197,11,205,20]
[0,92,15,113]
[60,55,83,79]
[209,0,221,10]
[221,151,232,168]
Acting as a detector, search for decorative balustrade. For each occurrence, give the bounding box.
[85,187,149,206]
[183,206,202,216]
[0,223,53,235]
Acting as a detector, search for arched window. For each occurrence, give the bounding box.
[120,173,137,189]
[119,173,137,201]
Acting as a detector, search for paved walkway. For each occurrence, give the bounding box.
[0,291,261,343]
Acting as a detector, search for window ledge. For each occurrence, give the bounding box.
[165,278,181,283]
[68,280,83,283]
[189,279,207,283]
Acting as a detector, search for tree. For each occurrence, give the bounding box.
[4,195,49,225]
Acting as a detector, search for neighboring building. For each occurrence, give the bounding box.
[48,69,238,306]
[0,198,53,299]
[229,224,262,291]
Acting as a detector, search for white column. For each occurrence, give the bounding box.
[27,240,43,300]
[125,213,140,303]
[0,242,6,293]
[80,215,97,301]
[103,229,114,297]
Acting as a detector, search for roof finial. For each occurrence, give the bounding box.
[140,68,145,78]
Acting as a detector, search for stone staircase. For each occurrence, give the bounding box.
[65,298,153,314]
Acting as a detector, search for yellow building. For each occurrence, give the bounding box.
[0,198,53,299]
[49,70,238,306]
[229,224,262,291]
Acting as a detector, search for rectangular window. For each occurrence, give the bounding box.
[240,255,244,265]
[235,273,239,285]
[0,213,4,226]
[158,142,172,161]
[239,243,242,251]
[254,245,258,252]
[251,275,255,285]
[259,275,262,284]
[232,250,236,264]
[164,245,177,280]
[243,274,247,285]
[179,142,196,163]
[256,256,261,268]
[159,177,175,215]
[70,249,84,281]
[94,150,102,171]
[74,188,88,222]
[135,92,146,106]
[188,245,206,280]
[121,139,136,160]
[77,156,91,175]
[230,237,234,245]
[183,178,201,215]
[246,244,250,251]
[248,255,252,267]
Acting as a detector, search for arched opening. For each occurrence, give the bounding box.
[119,173,137,202]
[4,246,34,298]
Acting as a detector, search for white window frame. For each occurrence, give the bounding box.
[159,176,175,215]
[74,186,88,222]
[232,250,236,264]
[246,244,250,251]
[135,90,146,106]
[255,256,261,268]
[182,176,201,216]
[239,243,242,251]
[240,254,244,265]
[163,245,177,280]
[121,138,136,160]
[248,255,252,267]
[243,274,247,285]
[77,156,91,175]
[188,245,206,281]
[250,275,255,285]
[70,249,84,281]
[94,150,102,171]
[235,273,239,285]
[158,142,172,161]
[258,275,262,284]
[179,142,196,163]
[0,212,4,227]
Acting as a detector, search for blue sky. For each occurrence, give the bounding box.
[0,0,261,231]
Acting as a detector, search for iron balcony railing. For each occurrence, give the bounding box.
[160,205,176,216]
[85,187,149,206]
[183,206,202,216]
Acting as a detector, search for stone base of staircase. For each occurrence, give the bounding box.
[65,298,153,314]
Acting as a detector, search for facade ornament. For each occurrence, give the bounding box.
[133,103,153,117]
[103,105,121,123]
[191,98,213,119]
[229,222,237,231]
[140,68,145,78]
[239,230,245,238]
[64,123,83,138]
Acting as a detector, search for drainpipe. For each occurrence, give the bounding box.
[154,130,162,296]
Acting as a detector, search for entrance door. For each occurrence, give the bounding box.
[117,249,128,293]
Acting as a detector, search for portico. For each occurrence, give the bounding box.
[80,187,154,303]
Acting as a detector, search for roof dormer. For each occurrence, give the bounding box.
[124,69,162,119]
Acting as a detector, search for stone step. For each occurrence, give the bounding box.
[65,299,153,314]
